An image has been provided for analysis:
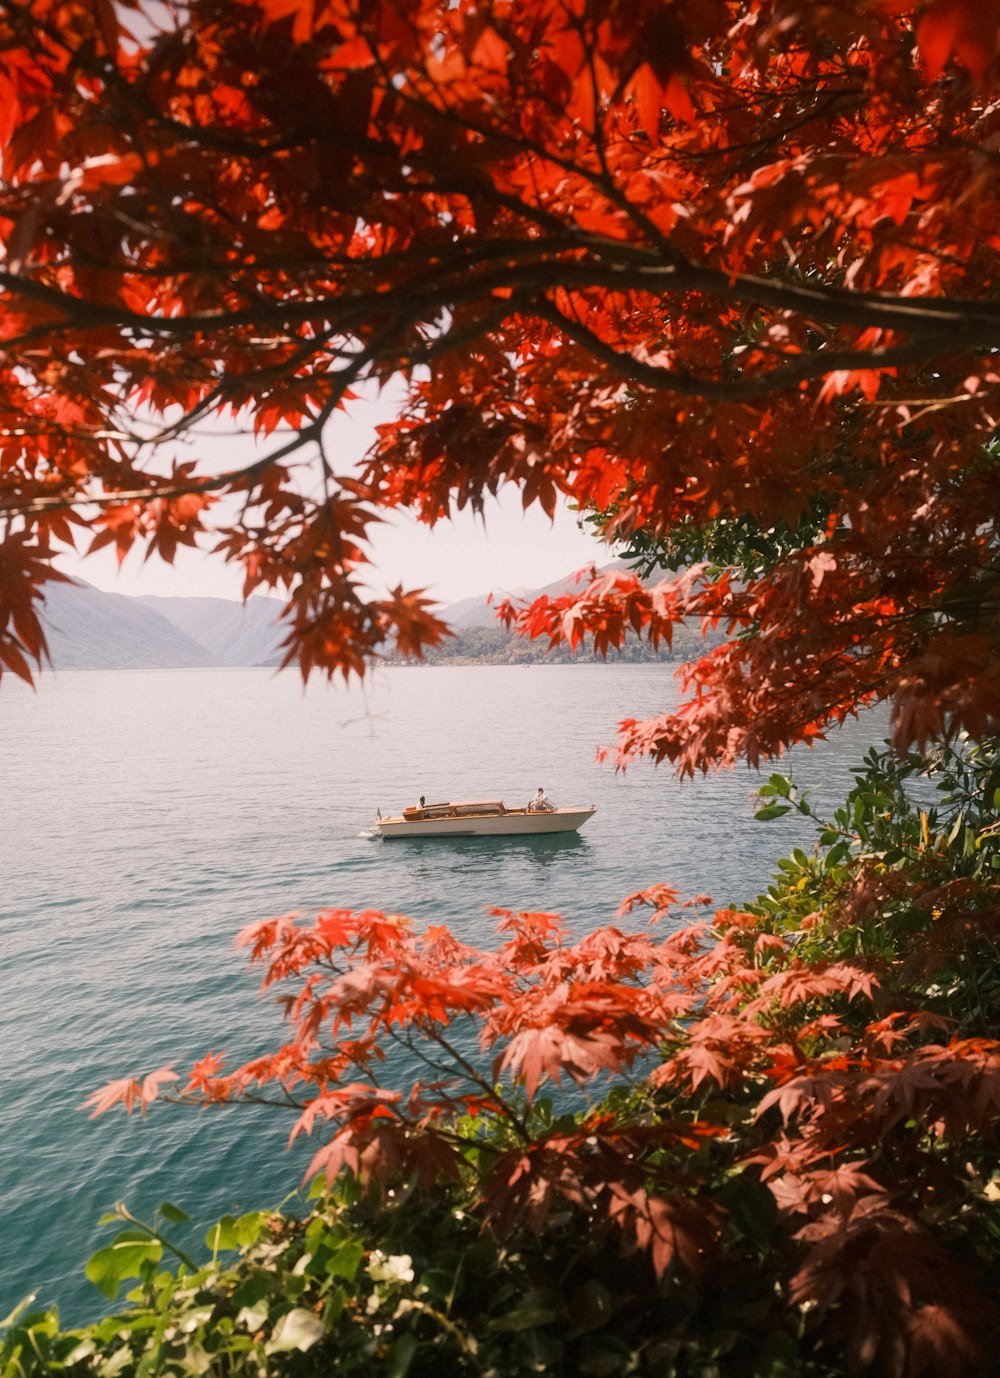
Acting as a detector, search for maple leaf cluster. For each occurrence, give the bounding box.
[86,911,999,1372]
[0,0,999,763]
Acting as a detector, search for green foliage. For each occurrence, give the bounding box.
[583,500,835,582]
[0,1172,845,1378]
[749,735,1000,1034]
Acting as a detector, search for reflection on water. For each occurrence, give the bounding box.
[382,829,587,868]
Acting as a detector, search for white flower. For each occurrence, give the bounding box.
[367,1250,415,1284]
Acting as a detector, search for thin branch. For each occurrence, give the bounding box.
[532,298,937,401]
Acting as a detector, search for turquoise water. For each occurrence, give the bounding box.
[0,664,889,1323]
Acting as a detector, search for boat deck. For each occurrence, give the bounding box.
[376,799,595,837]
[403,799,508,821]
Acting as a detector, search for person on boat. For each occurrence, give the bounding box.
[528,786,555,813]
[419,796,426,808]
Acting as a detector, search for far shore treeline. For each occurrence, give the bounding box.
[386,621,719,666]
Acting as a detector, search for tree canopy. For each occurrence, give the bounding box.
[10,7,1000,1373]
[3,0,1000,769]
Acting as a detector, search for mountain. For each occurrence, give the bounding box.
[435,563,629,631]
[40,582,218,670]
[134,594,286,667]
[435,591,511,631]
[389,563,717,666]
[38,581,286,672]
[35,564,682,672]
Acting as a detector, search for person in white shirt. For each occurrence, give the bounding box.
[528,786,555,813]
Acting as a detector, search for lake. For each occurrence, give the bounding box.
[0,664,890,1323]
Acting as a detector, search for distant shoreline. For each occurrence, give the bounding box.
[29,658,680,678]
[384,652,681,667]
[36,575,716,672]
[384,626,715,668]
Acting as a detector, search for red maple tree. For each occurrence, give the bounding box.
[2,0,999,766]
[5,3,1000,1373]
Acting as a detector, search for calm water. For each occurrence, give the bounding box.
[0,665,889,1323]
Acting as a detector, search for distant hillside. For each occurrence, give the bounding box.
[39,582,286,671]
[135,594,286,668]
[36,565,703,672]
[391,620,718,667]
[387,563,723,666]
[432,565,620,632]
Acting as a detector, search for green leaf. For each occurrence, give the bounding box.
[323,1285,346,1327]
[578,1338,628,1376]
[304,1216,329,1254]
[489,1288,560,1332]
[825,840,851,869]
[232,1273,272,1310]
[206,1217,237,1254]
[567,1280,614,1334]
[717,1176,778,1248]
[64,1338,98,1367]
[206,1212,266,1255]
[755,804,792,821]
[158,1201,190,1225]
[325,1239,364,1282]
[386,1332,418,1378]
[85,1239,163,1300]
[0,1294,38,1330]
[753,1328,800,1376]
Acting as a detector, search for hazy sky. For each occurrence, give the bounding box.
[57,390,611,607]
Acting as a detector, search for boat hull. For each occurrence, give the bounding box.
[376,807,595,838]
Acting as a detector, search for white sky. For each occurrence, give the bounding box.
[55,389,610,607]
[60,494,609,606]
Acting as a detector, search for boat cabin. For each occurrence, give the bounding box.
[403,800,508,821]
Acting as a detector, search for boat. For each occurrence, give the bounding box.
[374,798,596,838]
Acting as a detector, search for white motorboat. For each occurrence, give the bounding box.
[374,798,596,838]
